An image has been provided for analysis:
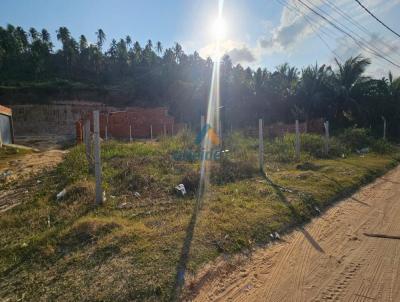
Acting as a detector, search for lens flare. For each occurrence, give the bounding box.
[212,17,226,40]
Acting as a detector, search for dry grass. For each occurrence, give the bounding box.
[0,136,399,301]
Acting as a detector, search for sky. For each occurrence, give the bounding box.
[1,0,400,78]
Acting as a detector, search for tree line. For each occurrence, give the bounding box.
[1,24,400,137]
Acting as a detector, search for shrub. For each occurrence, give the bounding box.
[180,170,200,195]
[370,139,394,154]
[224,131,258,161]
[265,135,296,162]
[211,158,257,184]
[338,128,372,151]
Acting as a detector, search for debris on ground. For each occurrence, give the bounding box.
[134,192,141,198]
[356,147,370,154]
[269,232,281,240]
[56,189,67,200]
[175,184,187,196]
[314,206,321,214]
[117,202,134,209]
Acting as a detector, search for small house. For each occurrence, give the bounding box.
[0,105,14,145]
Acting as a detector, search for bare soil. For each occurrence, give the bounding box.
[192,166,400,302]
[0,149,66,212]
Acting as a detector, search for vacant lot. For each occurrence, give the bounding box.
[0,131,399,301]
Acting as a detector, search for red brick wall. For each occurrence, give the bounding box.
[83,107,177,139]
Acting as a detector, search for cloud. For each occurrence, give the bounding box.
[332,33,400,77]
[226,47,256,63]
[199,40,258,64]
[259,0,400,54]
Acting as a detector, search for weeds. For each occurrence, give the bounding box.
[0,130,399,301]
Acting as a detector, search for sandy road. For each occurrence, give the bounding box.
[193,166,400,302]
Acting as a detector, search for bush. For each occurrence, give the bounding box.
[180,170,200,195]
[338,128,372,151]
[211,158,257,184]
[224,131,258,161]
[265,134,296,162]
[370,139,394,154]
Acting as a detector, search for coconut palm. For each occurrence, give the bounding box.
[156,41,163,55]
[333,55,371,122]
[95,29,106,51]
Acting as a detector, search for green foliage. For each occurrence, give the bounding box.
[2,24,400,137]
[211,158,258,185]
[338,128,372,151]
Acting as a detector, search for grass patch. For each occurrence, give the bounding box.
[0,131,399,301]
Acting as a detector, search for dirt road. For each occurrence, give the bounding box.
[193,166,400,302]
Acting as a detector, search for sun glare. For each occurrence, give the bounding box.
[212,17,227,40]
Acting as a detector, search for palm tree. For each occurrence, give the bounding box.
[334,55,371,122]
[173,42,183,62]
[15,26,28,51]
[79,35,88,53]
[125,35,132,49]
[297,63,334,122]
[156,41,163,55]
[29,27,39,42]
[133,41,142,63]
[95,29,106,51]
[146,39,153,50]
[56,26,71,49]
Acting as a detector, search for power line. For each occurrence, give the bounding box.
[322,0,400,59]
[297,0,400,69]
[305,0,400,65]
[354,0,400,39]
[324,0,371,36]
[275,0,344,62]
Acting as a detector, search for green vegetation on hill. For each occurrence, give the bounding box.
[0,129,399,301]
[2,24,400,137]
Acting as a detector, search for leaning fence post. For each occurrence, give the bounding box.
[382,116,387,140]
[259,118,264,172]
[324,120,330,156]
[93,111,103,205]
[295,119,300,161]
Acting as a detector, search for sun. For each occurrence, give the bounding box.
[211,17,227,40]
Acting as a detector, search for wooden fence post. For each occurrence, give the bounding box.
[295,119,300,161]
[259,118,264,172]
[324,120,330,156]
[382,116,387,140]
[84,119,93,174]
[93,111,103,205]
